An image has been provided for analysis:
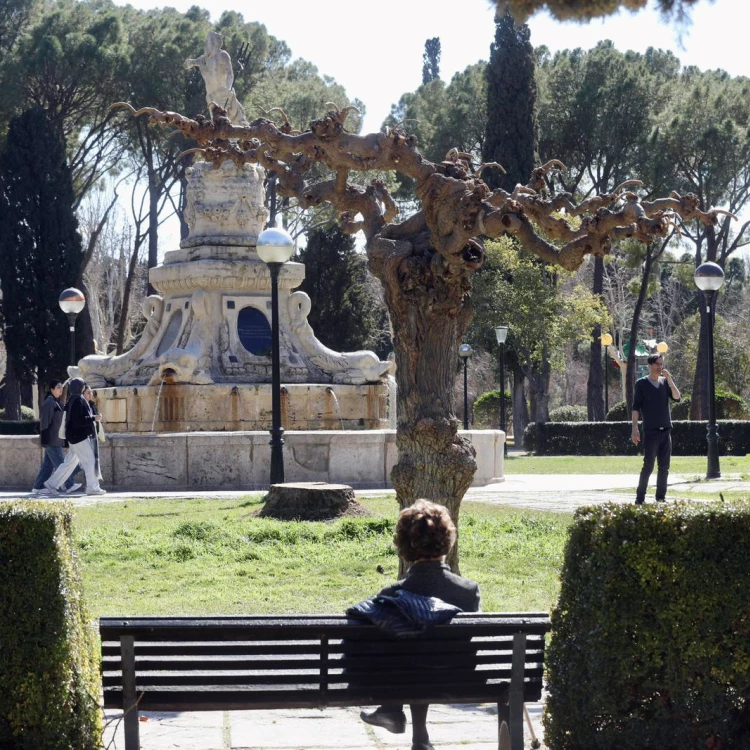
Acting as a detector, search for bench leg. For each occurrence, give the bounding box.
[509,633,526,750]
[121,635,140,750]
[409,703,430,746]
[497,702,511,750]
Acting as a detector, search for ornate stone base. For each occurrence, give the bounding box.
[95,382,391,433]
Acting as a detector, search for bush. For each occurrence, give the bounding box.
[524,420,750,455]
[473,389,512,429]
[549,405,588,422]
[0,501,101,748]
[0,420,39,435]
[605,400,628,421]
[545,502,750,749]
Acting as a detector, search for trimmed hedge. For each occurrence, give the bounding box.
[606,391,749,422]
[549,405,588,422]
[0,420,39,435]
[0,405,36,422]
[544,502,750,749]
[524,420,750,455]
[473,389,512,429]
[0,501,101,748]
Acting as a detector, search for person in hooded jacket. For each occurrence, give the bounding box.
[43,378,106,496]
[30,380,81,496]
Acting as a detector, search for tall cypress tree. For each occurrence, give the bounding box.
[0,106,84,415]
[482,11,538,192]
[422,37,441,84]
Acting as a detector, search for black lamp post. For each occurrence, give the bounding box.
[494,326,508,454]
[601,332,613,417]
[257,226,295,486]
[458,343,472,430]
[694,261,725,480]
[58,287,86,369]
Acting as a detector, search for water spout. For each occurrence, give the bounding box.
[326,386,345,430]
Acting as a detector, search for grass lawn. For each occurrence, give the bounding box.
[74,495,572,618]
[504,453,750,476]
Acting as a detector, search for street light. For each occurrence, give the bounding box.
[694,261,725,480]
[257,226,295,485]
[458,343,473,430]
[494,326,509,454]
[601,332,613,416]
[58,287,86,368]
[656,341,669,354]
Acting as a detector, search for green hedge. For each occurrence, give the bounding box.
[0,501,101,749]
[606,392,749,422]
[0,405,37,421]
[473,389,512,429]
[544,502,750,749]
[0,420,39,435]
[549,405,588,422]
[524,420,750,455]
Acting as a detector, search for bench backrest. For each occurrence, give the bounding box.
[100,613,550,712]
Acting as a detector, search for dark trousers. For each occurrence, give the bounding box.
[636,429,672,502]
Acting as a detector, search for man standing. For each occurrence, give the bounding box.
[631,354,681,504]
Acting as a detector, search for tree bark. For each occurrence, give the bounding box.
[587,257,605,420]
[3,357,22,421]
[512,365,529,446]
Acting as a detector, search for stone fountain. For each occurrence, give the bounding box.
[71,33,394,434]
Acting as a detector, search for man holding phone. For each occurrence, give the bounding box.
[631,354,681,504]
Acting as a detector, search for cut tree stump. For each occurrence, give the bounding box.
[258,482,371,521]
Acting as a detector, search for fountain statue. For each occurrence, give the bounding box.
[72,32,394,433]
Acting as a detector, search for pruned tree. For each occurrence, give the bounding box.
[119,101,721,569]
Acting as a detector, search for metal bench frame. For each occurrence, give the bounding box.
[100,613,550,750]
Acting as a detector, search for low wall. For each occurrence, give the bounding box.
[0,430,504,491]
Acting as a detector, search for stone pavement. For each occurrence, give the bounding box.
[103,701,547,750]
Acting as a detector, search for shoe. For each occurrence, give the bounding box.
[65,482,83,495]
[412,744,435,750]
[360,708,407,734]
[655,497,666,502]
[43,481,60,496]
[30,488,42,496]
[634,499,644,505]
[86,488,107,496]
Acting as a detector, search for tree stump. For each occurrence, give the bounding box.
[258,482,371,521]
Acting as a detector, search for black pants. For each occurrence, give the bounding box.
[636,429,671,502]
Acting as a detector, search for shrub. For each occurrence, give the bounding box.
[0,420,39,435]
[0,406,36,421]
[605,400,628,421]
[549,405,588,422]
[473,389,512,429]
[0,501,101,748]
[716,389,750,419]
[544,502,750,749]
[524,420,750,455]
[671,393,691,420]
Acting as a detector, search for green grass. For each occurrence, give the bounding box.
[504,453,750,475]
[73,495,571,618]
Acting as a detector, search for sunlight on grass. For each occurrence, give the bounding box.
[74,495,572,617]
[504,454,750,475]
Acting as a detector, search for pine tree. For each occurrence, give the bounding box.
[482,11,538,192]
[297,225,391,358]
[422,37,441,85]
[0,107,84,415]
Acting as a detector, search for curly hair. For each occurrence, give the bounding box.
[393,500,457,562]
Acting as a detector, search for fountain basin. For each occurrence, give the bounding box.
[0,430,504,490]
[95,382,390,433]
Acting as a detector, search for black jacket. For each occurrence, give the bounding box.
[632,376,679,431]
[39,394,66,447]
[64,379,96,445]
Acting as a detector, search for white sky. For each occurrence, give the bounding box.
[114,0,750,134]
[111,0,750,251]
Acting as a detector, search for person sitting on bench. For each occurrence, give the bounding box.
[358,499,481,750]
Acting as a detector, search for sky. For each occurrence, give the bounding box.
[110,0,750,252]
[113,0,750,135]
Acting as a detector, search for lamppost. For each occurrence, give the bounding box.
[458,343,472,430]
[257,226,295,485]
[601,332,613,417]
[58,288,86,368]
[494,326,509,454]
[694,261,725,480]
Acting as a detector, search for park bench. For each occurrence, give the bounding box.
[100,612,550,750]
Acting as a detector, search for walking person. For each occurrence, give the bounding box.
[83,385,104,483]
[44,378,106,496]
[632,354,681,504]
[31,380,81,496]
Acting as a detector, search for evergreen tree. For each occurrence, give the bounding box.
[422,37,441,84]
[0,107,83,416]
[296,225,391,358]
[482,11,538,192]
